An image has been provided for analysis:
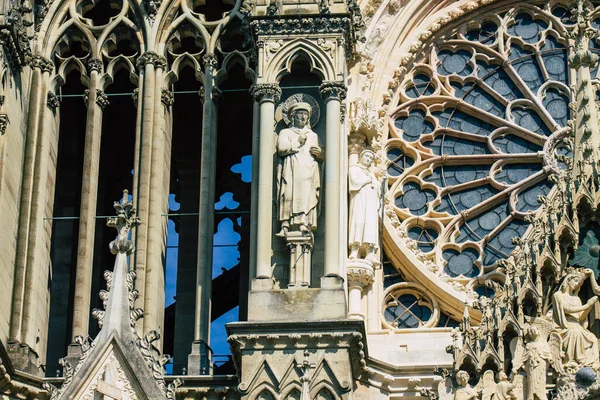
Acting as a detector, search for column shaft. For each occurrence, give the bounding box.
[72,68,105,339]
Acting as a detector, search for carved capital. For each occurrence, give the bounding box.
[47,91,60,110]
[0,114,8,135]
[87,57,103,73]
[29,55,53,73]
[202,54,218,69]
[319,81,347,101]
[347,262,374,288]
[136,51,167,70]
[250,83,281,103]
[161,88,174,107]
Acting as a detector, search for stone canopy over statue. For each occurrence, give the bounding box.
[276,101,324,236]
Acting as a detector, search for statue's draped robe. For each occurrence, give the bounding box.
[552,291,600,369]
[348,163,378,247]
[524,340,551,400]
[277,126,321,229]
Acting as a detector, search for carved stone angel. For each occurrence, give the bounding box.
[512,326,552,400]
[437,370,480,400]
[482,370,519,400]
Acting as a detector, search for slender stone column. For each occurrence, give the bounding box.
[10,55,54,343]
[249,83,281,288]
[142,57,169,340]
[71,58,108,340]
[133,51,160,335]
[319,81,347,285]
[189,55,220,375]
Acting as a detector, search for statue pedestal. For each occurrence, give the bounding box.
[346,259,374,320]
[285,231,314,289]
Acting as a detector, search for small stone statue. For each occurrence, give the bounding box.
[454,370,480,400]
[482,370,517,400]
[515,326,551,400]
[348,149,380,263]
[276,102,324,236]
[551,268,600,372]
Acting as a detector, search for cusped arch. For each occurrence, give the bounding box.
[164,53,206,86]
[215,51,256,86]
[99,55,139,90]
[266,39,337,83]
[50,57,90,92]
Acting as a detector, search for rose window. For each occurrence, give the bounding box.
[384,2,586,312]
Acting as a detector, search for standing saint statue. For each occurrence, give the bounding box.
[516,326,551,400]
[348,149,380,263]
[276,102,324,236]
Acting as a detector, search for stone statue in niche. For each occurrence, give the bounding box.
[550,268,600,373]
[348,149,380,263]
[276,101,324,236]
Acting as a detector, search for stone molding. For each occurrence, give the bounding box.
[250,83,281,103]
[319,80,347,101]
[136,51,168,70]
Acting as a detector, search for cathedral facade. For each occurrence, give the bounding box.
[1,0,600,398]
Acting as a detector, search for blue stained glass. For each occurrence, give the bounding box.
[551,6,574,24]
[406,74,435,98]
[457,203,510,243]
[437,50,473,76]
[475,285,495,298]
[453,83,505,117]
[466,21,498,44]
[395,182,435,215]
[592,18,600,30]
[516,180,552,212]
[510,45,545,93]
[432,109,495,136]
[426,165,489,187]
[541,41,568,85]
[543,88,570,127]
[507,13,548,44]
[477,61,523,101]
[443,248,480,277]
[387,147,414,176]
[395,109,434,142]
[493,134,542,154]
[495,164,541,185]
[436,185,500,215]
[484,219,528,265]
[408,226,438,253]
[512,108,552,136]
[426,135,490,156]
[384,294,432,328]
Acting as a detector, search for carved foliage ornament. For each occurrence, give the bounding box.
[251,83,282,103]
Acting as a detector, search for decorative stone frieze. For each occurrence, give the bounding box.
[47,92,60,110]
[161,88,174,107]
[319,81,347,101]
[250,83,281,103]
[136,51,167,70]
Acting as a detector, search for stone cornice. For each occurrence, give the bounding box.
[250,83,281,103]
[249,15,359,60]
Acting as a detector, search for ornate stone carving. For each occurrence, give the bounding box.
[275,100,323,236]
[132,88,139,104]
[161,88,174,107]
[107,190,140,255]
[96,90,109,109]
[2,3,33,71]
[319,81,347,101]
[87,57,103,73]
[347,263,374,288]
[29,54,53,73]
[0,114,8,135]
[143,0,161,22]
[47,91,60,110]
[136,51,167,70]
[250,83,281,103]
[202,54,218,69]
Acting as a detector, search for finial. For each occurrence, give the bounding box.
[107,189,140,255]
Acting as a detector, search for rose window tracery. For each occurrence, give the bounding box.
[384,2,586,306]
